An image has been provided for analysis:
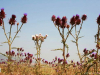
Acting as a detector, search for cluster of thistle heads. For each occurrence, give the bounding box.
[83,48,100,60]
[41,56,84,68]
[2,50,100,68]
[51,14,87,29]
[32,34,48,42]
[0,8,27,26]
[5,48,33,64]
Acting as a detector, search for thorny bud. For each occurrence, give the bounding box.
[66,53,70,58]
[17,23,19,25]
[81,14,87,21]
[70,15,76,25]
[75,19,81,25]
[55,16,61,26]
[17,48,19,51]
[71,60,73,63]
[52,15,56,22]
[61,16,67,27]
[0,8,5,18]
[21,13,27,23]
[66,24,70,29]
[83,48,87,52]
[55,56,57,60]
[6,51,9,55]
[75,14,80,20]
[9,14,16,25]
[20,48,22,51]
[77,61,80,65]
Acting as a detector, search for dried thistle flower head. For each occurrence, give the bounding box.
[46,34,48,37]
[32,35,36,40]
[35,34,38,36]
[44,34,48,39]
[35,34,39,41]
[41,37,44,42]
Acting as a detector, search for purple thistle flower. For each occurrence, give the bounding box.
[71,60,73,63]
[75,14,80,20]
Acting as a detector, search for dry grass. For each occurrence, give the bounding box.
[0,62,100,75]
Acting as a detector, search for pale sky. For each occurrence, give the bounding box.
[0,0,99,63]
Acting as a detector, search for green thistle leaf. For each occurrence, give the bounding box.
[51,48,63,51]
[0,52,8,58]
[71,40,76,43]
[78,36,84,39]
[1,41,8,44]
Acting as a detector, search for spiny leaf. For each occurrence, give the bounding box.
[88,59,94,63]
[1,41,8,44]
[11,47,22,49]
[78,36,84,39]
[16,36,20,38]
[0,52,8,58]
[51,48,63,51]
[11,47,18,49]
[71,40,76,43]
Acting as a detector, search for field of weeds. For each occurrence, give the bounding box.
[0,8,100,75]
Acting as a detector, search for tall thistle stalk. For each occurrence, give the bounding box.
[51,15,74,72]
[62,28,66,69]
[32,34,48,69]
[95,14,100,73]
[69,15,86,64]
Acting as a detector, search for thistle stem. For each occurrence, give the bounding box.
[11,23,23,45]
[65,25,74,41]
[77,20,83,36]
[75,25,82,63]
[62,28,66,71]
[2,19,9,42]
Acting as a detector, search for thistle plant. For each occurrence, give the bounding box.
[51,14,86,71]
[82,15,100,73]
[0,8,27,61]
[51,15,71,71]
[32,34,48,68]
[93,14,100,73]
[0,8,27,73]
[68,14,87,64]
